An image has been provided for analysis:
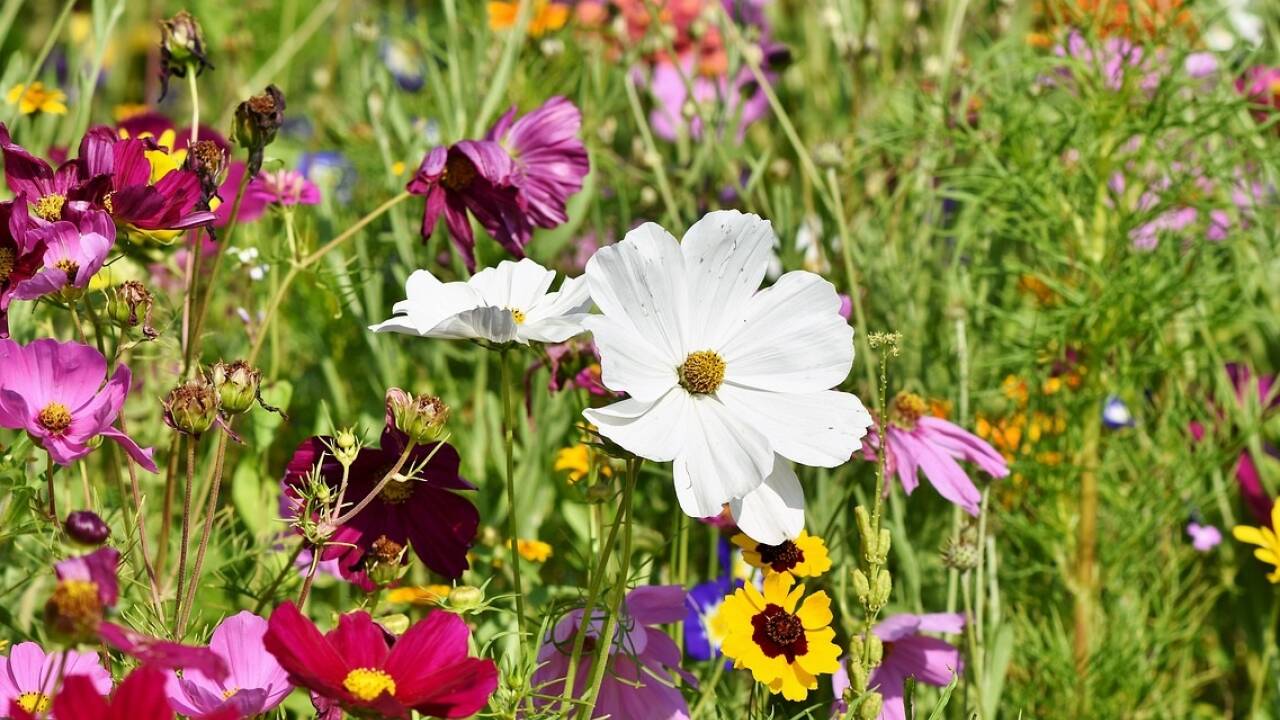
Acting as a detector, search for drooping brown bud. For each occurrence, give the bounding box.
[162,377,221,436]
[232,85,286,176]
[158,11,213,101]
[183,139,227,209]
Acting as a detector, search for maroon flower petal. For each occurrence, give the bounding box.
[263,602,351,698]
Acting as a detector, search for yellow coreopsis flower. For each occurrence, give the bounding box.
[509,538,552,563]
[717,572,842,701]
[554,443,612,484]
[1233,504,1280,583]
[488,0,569,37]
[386,584,452,605]
[6,82,67,115]
[732,530,831,578]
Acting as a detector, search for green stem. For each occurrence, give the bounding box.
[173,435,197,638]
[187,68,199,146]
[178,426,231,634]
[499,350,527,665]
[190,165,252,362]
[45,455,57,521]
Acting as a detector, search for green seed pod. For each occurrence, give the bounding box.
[856,692,883,720]
[852,568,871,604]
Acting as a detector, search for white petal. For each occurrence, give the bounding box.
[520,275,592,343]
[583,316,677,401]
[471,258,556,310]
[717,385,872,467]
[672,394,772,518]
[730,456,805,544]
[584,391,689,462]
[370,270,483,338]
[584,223,688,363]
[679,210,775,348]
[720,271,853,393]
[451,306,519,343]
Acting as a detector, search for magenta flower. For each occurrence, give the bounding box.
[263,601,498,719]
[408,141,528,270]
[646,60,771,142]
[485,96,589,229]
[832,613,964,720]
[1187,522,1223,552]
[0,339,157,471]
[532,585,696,720]
[166,612,293,719]
[12,204,114,300]
[282,420,479,580]
[0,641,112,717]
[213,164,322,226]
[1190,363,1279,524]
[0,201,45,337]
[865,392,1008,515]
[8,667,186,720]
[1237,66,1280,126]
[0,125,107,222]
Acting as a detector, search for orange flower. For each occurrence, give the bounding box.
[488,0,570,37]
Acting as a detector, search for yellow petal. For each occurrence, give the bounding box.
[796,590,833,630]
[1234,525,1267,546]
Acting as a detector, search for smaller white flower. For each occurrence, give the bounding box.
[370,258,591,345]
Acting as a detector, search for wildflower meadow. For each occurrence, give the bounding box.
[0,0,1278,718]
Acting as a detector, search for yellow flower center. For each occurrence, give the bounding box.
[379,477,414,504]
[34,193,67,221]
[509,308,526,325]
[221,687,240,700]
[48,579,101,622]
[16,692,51,713]
[890,391,927,430]
[0,246,15,282]
[678,350,726,395]
[55,258,80,283]
[38,402,73,434]
[343,667,396,702]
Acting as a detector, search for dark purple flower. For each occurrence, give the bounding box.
[64,510,111,545]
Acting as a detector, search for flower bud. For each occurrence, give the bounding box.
[865,634,883,666]
[851,568,870,604]
[845,658,868,693]
[941,534,979,571]
[447,585,485,611]
[334,427,360,466]
[108,280,157,338]
[233,85,286,176]
[44,580,103,644]
[163,377,221,436]
[856,692,883,720]
[64,511,111,546]
[385,388,449,445]
[870,568,892,609]
[211,360,261,415]
[157,11,212,100]
[366,535,407,587]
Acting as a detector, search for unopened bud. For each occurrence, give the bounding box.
[385,388,449,445]
[108,280,157,338]
[163,377,221,436]
[447,585,485,611]
[813,141,844,169]
[941,534,979,571]
[64,511,110,546]
[334,428,360,466]
[870,568,892,609]
[211,360,261,414]
[872,527,891,564]
[851,568,870,603]
[857,692,883,720]
[865,634,883,666]
[157,11,212,101]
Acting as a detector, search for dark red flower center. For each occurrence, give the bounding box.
[0,246,14,283]
[38,402,73,434]
[757,539,804,573]
[34,193,66,221]
[442,154,477,191]
[751,603,807,662]
[379,477,414,504]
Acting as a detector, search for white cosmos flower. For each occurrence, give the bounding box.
[582,210,873,544]
[370,258,591,344]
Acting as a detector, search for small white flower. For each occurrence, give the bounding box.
[370,258,591,345]
[582,210,872,543]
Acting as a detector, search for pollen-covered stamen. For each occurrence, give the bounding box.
[441,153,478,191]
[47,579,102,630]
[103,192,115,215]
[757,539,805,573]
[38,402,73,434]
[371,535,404,563]
[678,350,726,395]
[0,246,15,283]
[343,667,397,702]
[509,308,526,325]
[55,258,80,284]
[751,603,809,662]
[890,391,928,430]
[221,687,240,700]
[16,692,51,713]
[34,193,66,221]
[379,475,415,504]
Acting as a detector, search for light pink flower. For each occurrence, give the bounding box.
[0,339,157,471]
[213,164,322,226]
[166,612,293,719]
[1187,522,1222,552]
[13,205,113,300]
[0,641,112,717]
[832,613,964,720]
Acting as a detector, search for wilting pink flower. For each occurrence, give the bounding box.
[1187,522,1222,552]
[0,339,157,470]
[532,585,695,720]
[263,601,498,719]
[1237,66,1280,126]
[0,201,45,337]
[282,420,479,581]
[166,612,293,719]
[832,613,964,720]
[213,165,322,226]
[485,96,589,229]
[865,392,1008,515]
[12,204,114,300]
[0,641,112,717]
[1190,363,1279,523]
[526,339,614,404]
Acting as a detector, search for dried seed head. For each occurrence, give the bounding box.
[163,377,221,436]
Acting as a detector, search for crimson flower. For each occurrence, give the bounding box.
[263,602,497,719]
[283,423,479,581]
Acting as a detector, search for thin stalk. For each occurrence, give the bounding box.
[189,167,252,363]
[45,455,56,521]
[473,0,533,136]
[178,427,231,634]
[180,226,206,377]
[173,436,197,638]
[119,414,163,609]
[187,69,200,146]
[499,350,527,664]
[297,546,322,608]
[330,442,419,527]
[623,74,684,226]
[78,462,92,510]
[578,459,640,718]
[157,437,180,575]
[1072,398,1102,712]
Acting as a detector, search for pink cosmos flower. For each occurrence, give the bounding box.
[12,204,114,300]
[0,125,108,222]
[645,59,771,142]
[0,339,157,471]
[1190,363,1279,524]
[213,165,322,226]
[0,641,113,717]
[832,613,964,720]
[263,601,498,719]
[532,585,696,720]
[485,96,589,229]
[0,201,45,337]
[864,392,1008,515]
[1237,65,1280,126]
[166,612,293,719]
[1049,31,1216,94]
